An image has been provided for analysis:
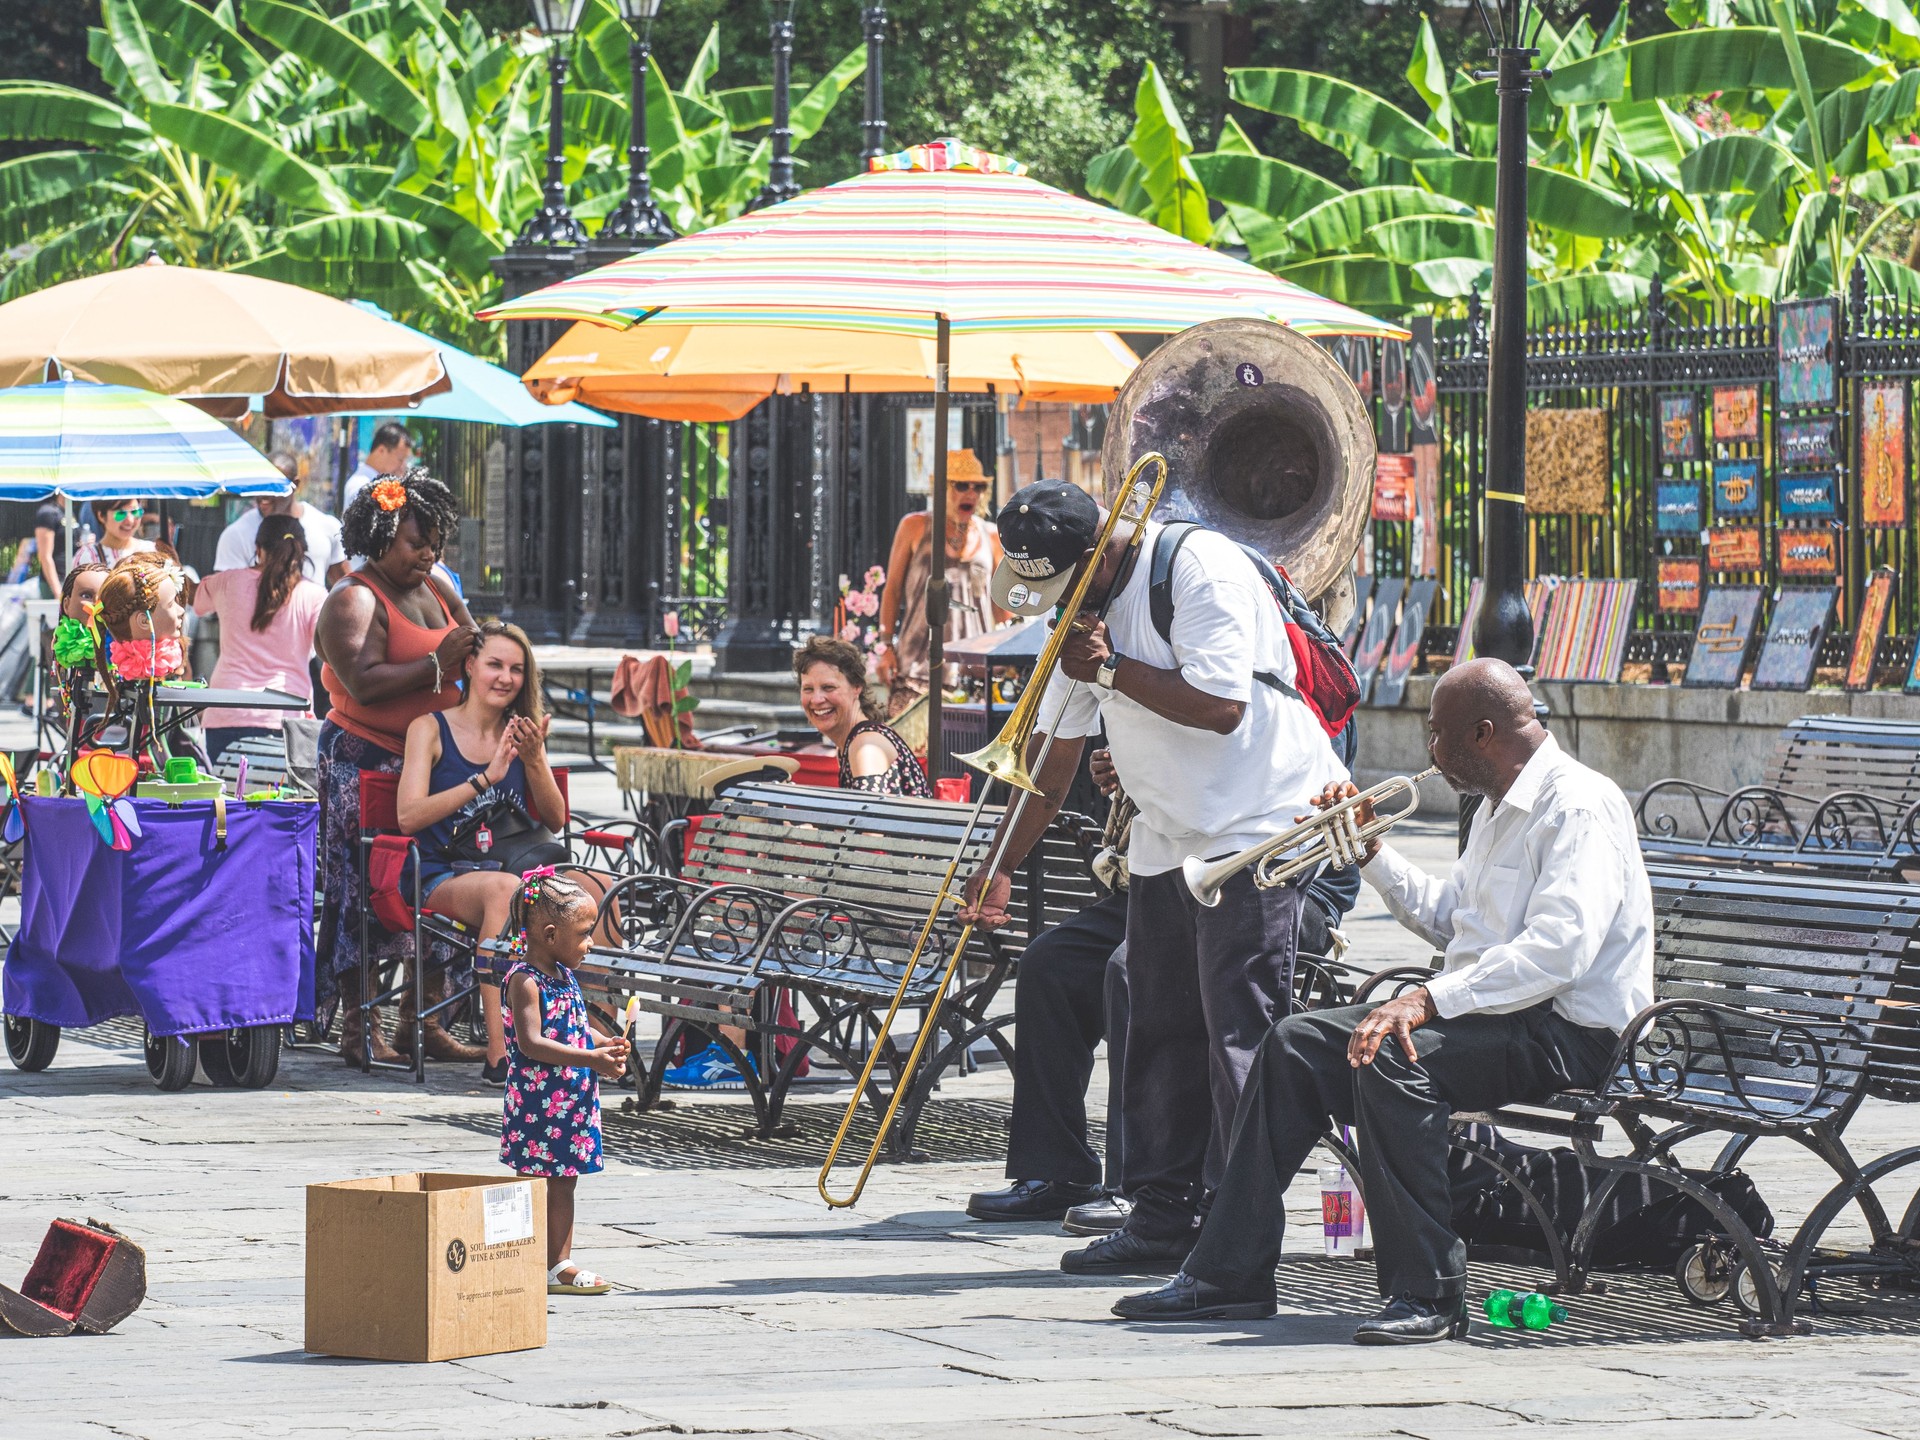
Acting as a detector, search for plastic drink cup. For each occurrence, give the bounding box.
[1319,1165,1366,1257]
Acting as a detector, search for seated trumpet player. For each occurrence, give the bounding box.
[1114,658,1654,1343]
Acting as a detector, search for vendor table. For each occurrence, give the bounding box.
[1,796,317,1090]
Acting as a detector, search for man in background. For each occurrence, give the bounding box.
[215,452,348,588]
[341,422,413,513]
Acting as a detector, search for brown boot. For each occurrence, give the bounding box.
[405,970,485,1063]
[339,976,403,1067]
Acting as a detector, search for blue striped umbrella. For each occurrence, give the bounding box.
[0,380,292,501]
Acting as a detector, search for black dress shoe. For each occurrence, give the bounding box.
[1112,1270,1276,1322]
[1063,1193,1132,1236]
[1060,1226,1194,1276]
[967,1179,1103,1223]
[1352,1294,1470,1345]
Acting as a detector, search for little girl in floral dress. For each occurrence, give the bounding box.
[499,868,629,1295]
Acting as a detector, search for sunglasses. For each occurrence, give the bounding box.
[108,507,144,522]
[951,481,989,494]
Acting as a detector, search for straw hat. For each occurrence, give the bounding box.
[947,449,988,482]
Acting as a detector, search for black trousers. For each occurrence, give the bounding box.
[1183,1001,1618,1300]
[1121,867,1304,1239]
[1005,890,1131,1187]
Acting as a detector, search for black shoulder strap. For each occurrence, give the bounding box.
[1148,521,1201,646]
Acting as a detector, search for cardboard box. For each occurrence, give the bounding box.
[305,1172,546,1362]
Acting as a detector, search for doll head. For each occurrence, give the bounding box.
[97,558,186,643]
[59,562,109,623]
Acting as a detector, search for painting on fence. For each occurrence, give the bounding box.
[1655,482,1701,534]
[1534,579,1638,683]
[1351,577,1403,701]
[1706,525,1763,571]
[1712,385,1761,443]
[1659,394,1700,463]
[1372,579,1437,707]
[1525,408,1610,514]
[1848,568,1897,691]
[1776,298,1838,409]
[1451,578,1481,664]
[1751,587,1836,692]
[1338,574,1373,654]
[1779,417,1837,470]
[1859,379,1908,527]
[1683,586,1764,688]
[1373,452,1415,521]
[1777,473,1838,520]
[1779,529,1839,577]
[1656,558,1702,612]
[1712,460,1762,519]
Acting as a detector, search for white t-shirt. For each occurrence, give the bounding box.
[1039,521,1349,877]
[214,505,346,586]
[342,463,379,514]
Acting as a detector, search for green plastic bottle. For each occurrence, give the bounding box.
[1483,1289,1567,1330]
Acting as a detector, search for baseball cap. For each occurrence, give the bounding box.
[990,480,1101,616]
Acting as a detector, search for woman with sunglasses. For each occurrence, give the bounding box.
[73,499,157,569]
[874,448,1008,717]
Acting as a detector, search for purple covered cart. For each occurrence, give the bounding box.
[2,797,317,1090]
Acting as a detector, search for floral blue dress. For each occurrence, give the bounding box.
[499,960,603,1177]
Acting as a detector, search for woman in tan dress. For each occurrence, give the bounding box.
[875,449,1008,717]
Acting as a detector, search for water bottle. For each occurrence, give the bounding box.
[1318,1164,1367,1257]
[1483,1289,1567,1331]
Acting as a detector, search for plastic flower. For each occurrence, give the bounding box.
[662,610,680,638]
[840,623,861,642]
[370,478,408,512]
[865,565,886,588]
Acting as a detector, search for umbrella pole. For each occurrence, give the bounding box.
[926,314,949,782]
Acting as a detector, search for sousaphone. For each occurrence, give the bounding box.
[1101,317,1374,627]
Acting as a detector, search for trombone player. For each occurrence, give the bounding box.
[958,480,1348,1275]
[1113,659,1654,1343]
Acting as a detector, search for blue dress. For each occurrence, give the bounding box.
[411,711,529,899]
[499,959,603,1177]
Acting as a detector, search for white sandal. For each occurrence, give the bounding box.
[547,1261,612,1295]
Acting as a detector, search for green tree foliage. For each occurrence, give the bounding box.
[0,0,862,348]
[1095,0,1920,314]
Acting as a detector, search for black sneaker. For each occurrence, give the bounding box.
[479,1057,510,1087]
[1060,1227,1195,1276]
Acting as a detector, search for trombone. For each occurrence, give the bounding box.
[1181,768,1439,906]
[816,452,1171,1209]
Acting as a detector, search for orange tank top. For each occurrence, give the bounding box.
[320,575,462,754]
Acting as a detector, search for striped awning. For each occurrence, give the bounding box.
[0,380,292,500]
[480,139,1406,342]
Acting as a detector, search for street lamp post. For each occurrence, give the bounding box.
[1468,2,1547,672]
[599,0,677,244]
[862,2,888,162]
[520,0,589,247]
[746,0,802,212]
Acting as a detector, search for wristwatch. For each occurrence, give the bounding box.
[1095,652,1122,691]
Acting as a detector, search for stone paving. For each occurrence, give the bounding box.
[4,817,1920,1439]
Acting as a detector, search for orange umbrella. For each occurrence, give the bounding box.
[522,321,1138,422]
[0,259,450,418]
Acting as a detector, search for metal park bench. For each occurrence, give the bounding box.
[579,780,1102,1149]
[1638,716,1920,876]
[1354,863,1920,1337]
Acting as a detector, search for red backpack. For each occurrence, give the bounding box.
[1147,522,1361,756]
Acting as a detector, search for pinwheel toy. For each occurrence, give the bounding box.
[71,750,141,851]
[0,753,23,844]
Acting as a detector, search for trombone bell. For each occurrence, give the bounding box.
[953,736,1043,795]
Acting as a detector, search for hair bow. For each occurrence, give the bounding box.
[370,478,408,512]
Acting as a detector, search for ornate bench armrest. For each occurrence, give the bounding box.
[1636,779,1731,840]
[751,893,971,989]
[1351,963,1442,1006]
[1602,998,1845,1126]
[1798,789,1899,854]
[1703,785,1813,848]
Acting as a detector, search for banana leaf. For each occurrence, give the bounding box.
[146,101,353,212]
[1416,157,1639,237]
[1189,151,1342,223]
[1548,28,1885,105]
[1228,68,1453,161]
[243,0,430,136]
[1283,185,1473,257]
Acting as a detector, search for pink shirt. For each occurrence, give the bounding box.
[191,569,326,731]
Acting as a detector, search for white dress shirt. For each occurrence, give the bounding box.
[1361,734,1654,1034]
[214,504,346,586]
[1040,521,1348,877]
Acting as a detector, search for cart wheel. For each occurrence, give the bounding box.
[199,1025,280,1088]
[143,1024,197,1091]
[1675,1242,1732,1306]
[4,1014,59,1072]
[1730,1256,1791,1318]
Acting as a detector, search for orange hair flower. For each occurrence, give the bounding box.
[370,478,408,512]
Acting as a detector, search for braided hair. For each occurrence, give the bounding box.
[505,868,594,961]
[341,464,460,561]
[251,514,308,633]
[95,555,181,641]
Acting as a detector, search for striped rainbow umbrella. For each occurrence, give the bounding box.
[0,379,293,500]
[481,139,1405,341]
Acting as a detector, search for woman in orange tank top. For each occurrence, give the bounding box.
[313,469,480,1067]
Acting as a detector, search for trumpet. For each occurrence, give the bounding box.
[815,451,1170,1209]
[1180,768,1438,906]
